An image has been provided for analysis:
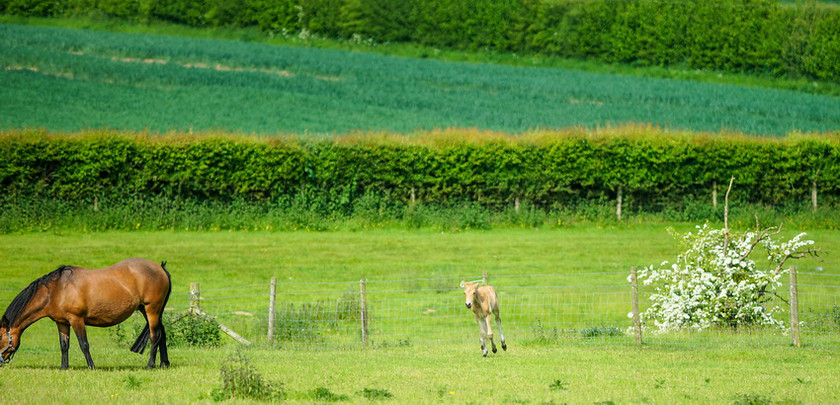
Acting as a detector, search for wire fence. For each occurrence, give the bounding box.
[166,270,840,350]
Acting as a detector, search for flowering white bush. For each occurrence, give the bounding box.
[633,223,817,333]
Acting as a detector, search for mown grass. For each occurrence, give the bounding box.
[3,23,840,136]
[2,342,838,404]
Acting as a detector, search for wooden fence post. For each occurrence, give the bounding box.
[712,181,718,210]
[360,279,368,346]
[616,185,623,221]
[789,266,801,348]
[189,282,200,314]
[268,276,277,344]
[482,271,488,286]
[630,266,643,345]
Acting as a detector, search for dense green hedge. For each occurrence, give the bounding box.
[2,129,839,214]
[2,0,839,81]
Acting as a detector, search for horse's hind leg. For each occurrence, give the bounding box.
[57,323,71,369]
[145,311,164,369]
[157,320,169,367]
[495,311,507,351]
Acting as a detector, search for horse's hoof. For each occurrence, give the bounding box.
[482,352,488,357]
[502,343,507,351]
[492,347,497,353]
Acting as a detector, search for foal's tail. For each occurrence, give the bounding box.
[131,261,172,354]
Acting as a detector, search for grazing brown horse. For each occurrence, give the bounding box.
[0,258,171,369]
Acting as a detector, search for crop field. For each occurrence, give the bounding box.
[4,23,840,136]
[1,227,839,403]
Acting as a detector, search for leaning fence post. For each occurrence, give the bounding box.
[187,281,252,345]
[630,266,643,345]
[189,282,200,314]
[482,271,488,286]
[268,277,277,344]
[789,266,801,348]
[360,279,368,346]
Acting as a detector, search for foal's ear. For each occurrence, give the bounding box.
[459,280,465,288]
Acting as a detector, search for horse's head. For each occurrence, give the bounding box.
[460,281,479,310]
[0,327,18,366]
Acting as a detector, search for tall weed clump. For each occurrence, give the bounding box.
[210,350,285,402]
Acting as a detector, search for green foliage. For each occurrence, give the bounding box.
[166,312,222,348]
[211,350,285,402]
[2,129,840,224]
[580,325,624,339]
[359,388,393,400]
[310,387,349,402]
[123,375,142,389]
[4,0,840,81]
[549,379,569,392]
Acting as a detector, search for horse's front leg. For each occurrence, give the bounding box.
[57,323,71,369]
[476,316,488,357]
[485,314,497,354]
[70,320,95,370]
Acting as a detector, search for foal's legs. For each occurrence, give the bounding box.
[494,310,507,351]
[476,316,489,357]
[57,323,71,369]
[485,314,498,354]
[70,319,95,369]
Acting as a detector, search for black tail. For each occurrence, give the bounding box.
[130,261,172,354]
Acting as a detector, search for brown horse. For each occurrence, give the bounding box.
[0,258,171,369]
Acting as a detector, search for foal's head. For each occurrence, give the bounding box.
[459,281,479,309]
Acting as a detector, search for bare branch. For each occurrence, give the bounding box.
[739,224,781,262]
[723,176,735,257]
[773,248,822,276]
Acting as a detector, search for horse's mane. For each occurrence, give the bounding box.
[0,266,75,328]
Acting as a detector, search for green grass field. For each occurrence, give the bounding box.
[4,23,840,136]
[1,227,839,403]
[3,344,839,404]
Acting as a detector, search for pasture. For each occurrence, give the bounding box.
[1,227,839,403]
[4,23,840,136]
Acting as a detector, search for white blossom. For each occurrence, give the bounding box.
[635,223,816,333]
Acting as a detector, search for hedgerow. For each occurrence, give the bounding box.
[2,128,839,212]
[3,0,839,81]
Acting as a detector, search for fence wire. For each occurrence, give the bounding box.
[168,272,840,350]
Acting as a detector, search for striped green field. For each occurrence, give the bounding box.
[3,23,840,136]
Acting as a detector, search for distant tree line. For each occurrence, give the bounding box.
[2,128,838,212]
